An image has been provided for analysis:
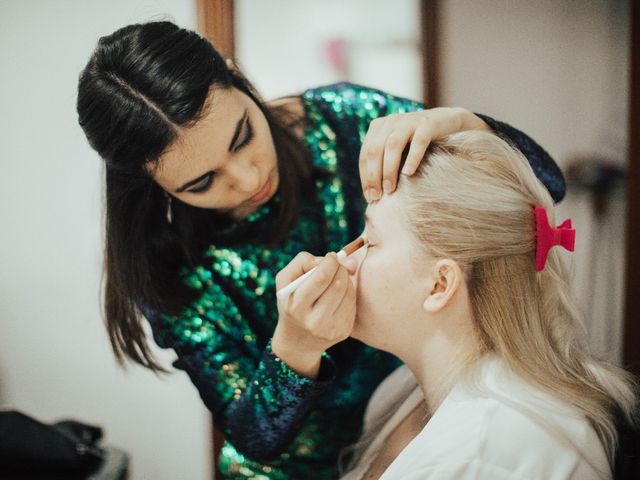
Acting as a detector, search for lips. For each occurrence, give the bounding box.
[249,177,272,204]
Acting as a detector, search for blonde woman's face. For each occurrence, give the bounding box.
[349,194,431,352]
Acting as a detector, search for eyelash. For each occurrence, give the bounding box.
[190,174,214,193]
[235,118,254,151]
[190,118,254,194]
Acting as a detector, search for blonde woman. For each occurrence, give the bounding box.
[329,132,638,479]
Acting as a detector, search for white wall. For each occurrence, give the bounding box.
[439,0,630,362]
[236,0,422,100]
[0,2,209,479]
[439,0,629,170]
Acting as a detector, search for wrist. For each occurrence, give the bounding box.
[271,326,325,380]
[457,108,491,132]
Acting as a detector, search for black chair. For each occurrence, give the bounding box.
[614,415,640,479]
[0,410,129,479]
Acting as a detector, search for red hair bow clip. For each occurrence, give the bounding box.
[534,206,576,271]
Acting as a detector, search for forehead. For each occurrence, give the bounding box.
[365,195,411,241]
[368,195,437,280]
[152,88,243,187]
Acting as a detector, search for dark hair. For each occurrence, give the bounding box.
[77,21,312,371]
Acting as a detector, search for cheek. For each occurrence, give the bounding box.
[354,254,395,321]
[353,250,420,334]
[176,184,235,210]
[252,110,277,161]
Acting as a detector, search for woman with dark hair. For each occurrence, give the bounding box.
[76,21,566,479]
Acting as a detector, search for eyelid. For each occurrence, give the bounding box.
[190,173,214,193]
[234,118,253,151]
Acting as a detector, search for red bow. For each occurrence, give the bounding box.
[534,206,575,271]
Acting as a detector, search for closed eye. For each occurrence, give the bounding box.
[189,173,215,193]
[234,117,254,151]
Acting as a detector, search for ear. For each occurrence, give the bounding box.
[423,259,462,313]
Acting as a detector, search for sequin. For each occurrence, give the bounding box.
[146,83,565,479]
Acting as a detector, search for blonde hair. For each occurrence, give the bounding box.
[394,131,637,467]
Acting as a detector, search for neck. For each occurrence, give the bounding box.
[396,314,476,412]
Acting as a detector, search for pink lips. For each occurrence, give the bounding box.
[249,177,272,204]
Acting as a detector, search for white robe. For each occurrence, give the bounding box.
[341,356,610,479]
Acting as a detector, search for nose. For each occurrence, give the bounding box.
[225,155,261,194]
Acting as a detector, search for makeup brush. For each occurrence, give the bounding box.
[276,235,367,299]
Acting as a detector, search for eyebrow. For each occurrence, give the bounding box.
[175,109,248,193]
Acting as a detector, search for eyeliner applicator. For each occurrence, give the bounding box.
[276,235,367,299]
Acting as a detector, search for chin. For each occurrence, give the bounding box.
[231,205,257,220]
[351,324,396,355]
[349,319,375,346]
[349,321,364,342]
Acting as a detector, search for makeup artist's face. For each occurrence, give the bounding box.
[152,87,279,219]
[349,195,431,352]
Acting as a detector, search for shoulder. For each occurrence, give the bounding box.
[300,82,391,107]
[266,82,382,113]
[301,83,424,125]
[362,364,417,430]
[475,397,605,476]
[387,393,608,479]
[384,360,610,479]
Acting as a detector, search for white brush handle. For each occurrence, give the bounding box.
[276,251,346,299]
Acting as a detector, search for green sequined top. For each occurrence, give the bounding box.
[146,83,565,479]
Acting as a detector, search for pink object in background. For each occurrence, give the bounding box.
[325,38,349,76]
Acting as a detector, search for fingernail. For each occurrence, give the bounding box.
[370,189,381,201]
[402,165,413,175]
[364,189,372,203]
[383,180,393,193]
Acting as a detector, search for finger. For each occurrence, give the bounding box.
[307,273,355,343]
[382,127,413,193]
[402,126,432,176]
[359,118,383,190]
[295,253,340,302]
[275,252,322,290]
[313,266,350,311]
[330,274,356,319]
[366,117,401,201]
[359,118,386,202]
[321,281,356,342]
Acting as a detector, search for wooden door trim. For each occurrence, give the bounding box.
[196,0,235,59]
[421,0,440,106]
[623,0,640,377]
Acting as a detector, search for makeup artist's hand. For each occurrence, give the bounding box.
[272,252,357,379]
[359,107,490,202]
